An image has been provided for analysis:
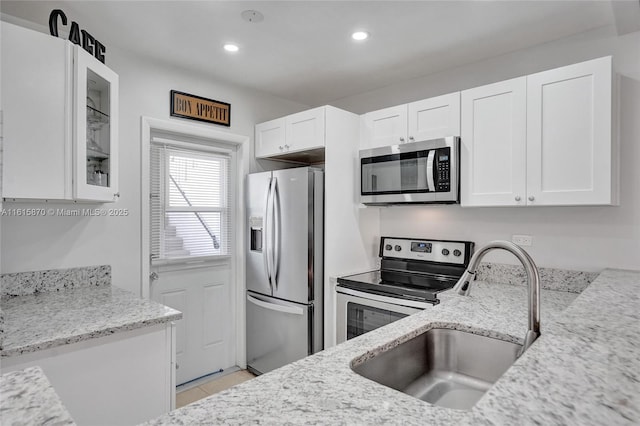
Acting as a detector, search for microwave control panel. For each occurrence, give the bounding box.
[435,147,451,192]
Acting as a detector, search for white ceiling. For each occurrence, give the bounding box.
[0,1,632,106]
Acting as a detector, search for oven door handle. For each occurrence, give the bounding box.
[336,286,432,310]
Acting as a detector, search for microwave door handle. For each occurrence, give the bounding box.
[426,150,436,192]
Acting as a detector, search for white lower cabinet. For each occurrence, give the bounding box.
[1,323,176,425]
[461,56,615,207]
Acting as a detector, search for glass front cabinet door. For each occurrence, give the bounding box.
[73,46,119,202]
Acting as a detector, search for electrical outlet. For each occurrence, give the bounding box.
[512,234,533,247]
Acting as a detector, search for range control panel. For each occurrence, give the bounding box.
[380,237,468,265]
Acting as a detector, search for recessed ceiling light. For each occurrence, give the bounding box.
[351,31,369,41]
[224,43,239,53]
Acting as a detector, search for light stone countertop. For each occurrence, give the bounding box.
[0,285,182,357]
[0,366,75,425]
[140,271,640,426]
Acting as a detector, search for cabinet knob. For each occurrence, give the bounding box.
[114,192,120,198]
[284,144,289,149]
[399,137,405,142]
[528,196,535,202]
[279,146,284,150]
[409,136,415,141]
[515,196,521,202]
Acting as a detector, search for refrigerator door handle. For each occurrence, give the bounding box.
[263,177,273,288]
[272,177,281,288]
[247,294,304,316]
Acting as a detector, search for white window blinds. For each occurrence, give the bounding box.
[150,139,231,263]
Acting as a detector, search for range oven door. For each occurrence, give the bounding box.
[335,287,426,344]
[359,137,459,205]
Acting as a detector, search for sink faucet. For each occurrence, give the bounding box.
[453,240,541,355]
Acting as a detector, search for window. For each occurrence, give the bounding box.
[150,138,231,262]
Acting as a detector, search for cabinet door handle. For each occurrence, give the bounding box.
[528,196,535,202]
[515,196,521,202]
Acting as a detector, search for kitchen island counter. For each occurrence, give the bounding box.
[146,269,638,425]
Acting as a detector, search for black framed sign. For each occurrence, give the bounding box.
[170,90,231,127]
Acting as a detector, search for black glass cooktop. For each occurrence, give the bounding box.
[337,269,458,304]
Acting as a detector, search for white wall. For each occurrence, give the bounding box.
[0,21,308,294]
[331,26,640,272]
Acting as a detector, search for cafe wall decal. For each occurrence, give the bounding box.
[49,9,107,63]
[170,90,231,127]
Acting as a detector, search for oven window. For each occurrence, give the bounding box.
[346,302,408,340]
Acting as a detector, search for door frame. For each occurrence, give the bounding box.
[140,116,250,369]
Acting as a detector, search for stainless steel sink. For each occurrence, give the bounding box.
[352,328,522,410]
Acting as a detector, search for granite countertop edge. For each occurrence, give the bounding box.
[0,285,182,358]
[143,269,640,425]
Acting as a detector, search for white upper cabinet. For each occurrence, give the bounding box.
[407,92,461,143]
[2,22,71,200]
[361,105,408,149]
[255,107,325,159]
[361,92,460,149]
[285,107,325,153]
[255,117,286,158]
[461,56,615,207]
[1,22,119,203]
[73,45,119,202]
[526,57,614,206]
[461,78,527,207]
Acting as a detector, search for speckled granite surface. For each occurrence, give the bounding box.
[0,285,182,358]
[476,262,597,293]
[144,275,589,425]
[1,265,111,298]
[0,366,75,425]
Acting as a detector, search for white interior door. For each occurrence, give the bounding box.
[151,262,234,385]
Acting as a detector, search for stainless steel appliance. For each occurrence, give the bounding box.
[336,237,474,343]
[359,137,460,205]
[246,167,323,375]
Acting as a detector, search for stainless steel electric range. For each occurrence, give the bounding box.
[336,237,474,343]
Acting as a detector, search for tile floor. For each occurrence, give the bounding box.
[176,370,256,408]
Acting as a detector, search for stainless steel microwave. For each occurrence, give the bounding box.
[359,137,460,205]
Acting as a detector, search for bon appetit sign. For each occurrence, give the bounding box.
[170,90,231,127]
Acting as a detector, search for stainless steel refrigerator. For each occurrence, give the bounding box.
[246,166,324,375]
